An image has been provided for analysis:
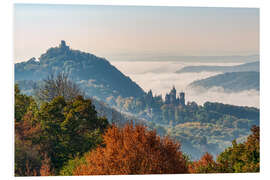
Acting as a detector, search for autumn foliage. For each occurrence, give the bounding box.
[39,154,53,176]
[15,84,109,176]
[188,152,218,173]
[73,123,188,175]
[14,83,260,176]
[189,125,260,173]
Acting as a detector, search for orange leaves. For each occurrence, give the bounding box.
[73,123,188,175]
[15,111,41,142]
[188,152,218,173]
[40,154,53,176]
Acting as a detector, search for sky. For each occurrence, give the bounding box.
[14,4,259,62]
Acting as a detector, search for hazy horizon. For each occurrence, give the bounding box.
[14,4,260,107]
[14,4,259,63]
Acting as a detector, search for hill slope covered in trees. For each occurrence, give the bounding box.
[15,82,260,176]
[176,61,259,73]
[188,71,259,92]
[15,41,260,162]
[15,41,145,101]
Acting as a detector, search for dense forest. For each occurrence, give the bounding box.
[15,74,259,176]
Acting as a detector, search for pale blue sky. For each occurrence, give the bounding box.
[14,4,259,62]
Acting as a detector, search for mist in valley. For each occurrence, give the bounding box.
[110,61,259,108]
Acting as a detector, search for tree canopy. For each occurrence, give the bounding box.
[15,84,109,176]
[188,126,260,173]
[217,125,259,173]
[73,123,188,175]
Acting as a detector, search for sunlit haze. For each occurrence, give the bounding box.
[14,4,259,62]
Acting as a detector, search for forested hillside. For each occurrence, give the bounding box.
[15,41,145,100]
[176,61,259,73]
[108,87,259,159]
[189,71,259,92]
[15,83,259,175]
[16,77,259,160]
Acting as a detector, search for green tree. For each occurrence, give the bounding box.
[217,125,259,173]
[61,96,108,155]
[36,96,109,172]
[15,84,33,122]
[15,92,43,176]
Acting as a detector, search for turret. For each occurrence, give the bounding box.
[170,86,176,98]
[165,94,170,104]
[60,40,66,47]
[59,40,69,51]
[179,92,185,106]
[170,86,177,105]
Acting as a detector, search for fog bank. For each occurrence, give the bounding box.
[110,61,259,108]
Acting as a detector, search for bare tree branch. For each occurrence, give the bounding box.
[35,72,83,102]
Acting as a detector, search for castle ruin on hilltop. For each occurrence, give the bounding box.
[59,40,70,51]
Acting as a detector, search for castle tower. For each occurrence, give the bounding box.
[59,40,69,51]
[176,97,180,105]
[171,86,176,97]
[170,86,177,105]
[60,40,66,47]
[165,94,170,104]
[179,92,185,106]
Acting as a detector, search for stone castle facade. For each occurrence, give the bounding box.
[165,86,185,106]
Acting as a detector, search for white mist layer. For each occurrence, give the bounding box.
[187,88,259,108]
[110,61,243,74]
[110,61,259,108]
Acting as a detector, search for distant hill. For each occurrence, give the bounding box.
[115,54,259,63]
[188,71,259,92]
[176,61,259,73]
[15,41,145,101]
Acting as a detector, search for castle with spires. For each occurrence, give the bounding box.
[165,86,185,106]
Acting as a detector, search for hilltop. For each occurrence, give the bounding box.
[15,40,145,101]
